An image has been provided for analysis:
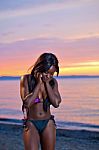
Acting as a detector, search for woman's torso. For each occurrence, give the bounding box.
[26,74,51,120]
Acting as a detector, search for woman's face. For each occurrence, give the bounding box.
[43,65,56,78]
[42,65,56,80]
[47,65,56,75]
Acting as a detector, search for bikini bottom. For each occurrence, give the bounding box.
[23,115,56,133]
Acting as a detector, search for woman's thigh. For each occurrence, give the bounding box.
[40,119,56,150]
[23,122,40,150]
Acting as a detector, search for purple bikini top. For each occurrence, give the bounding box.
[34,97,41,103]
[34,97,50,112]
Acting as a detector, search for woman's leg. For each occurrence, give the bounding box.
[23,121,40,150]
[40,119,56,150]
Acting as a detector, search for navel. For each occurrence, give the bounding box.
[39,112,43,115]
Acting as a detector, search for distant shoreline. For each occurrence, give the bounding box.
[0,75,99,80]
[0,76,20,80]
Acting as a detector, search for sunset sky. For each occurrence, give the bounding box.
[0,0,99,76]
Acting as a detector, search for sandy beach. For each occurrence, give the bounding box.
[0,122,99,150]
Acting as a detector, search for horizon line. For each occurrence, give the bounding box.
[0,75,99,77]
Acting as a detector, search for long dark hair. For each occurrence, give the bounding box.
[31,53,59,76]
[27,53,59,93]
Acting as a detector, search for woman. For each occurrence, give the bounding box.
[20,53,61,150]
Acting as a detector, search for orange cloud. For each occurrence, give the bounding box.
[60,66,99,76]
[1,65,99,76]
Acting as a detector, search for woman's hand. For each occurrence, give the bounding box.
[34,72,43,84]
[42,73,52,83]
[37,73,43,83]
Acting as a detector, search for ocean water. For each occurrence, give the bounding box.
[0,77,99,131]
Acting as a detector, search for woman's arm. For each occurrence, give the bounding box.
[20,74,42,107]
[42,75,61,108]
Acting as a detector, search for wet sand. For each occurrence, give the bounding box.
[0,123,99,150]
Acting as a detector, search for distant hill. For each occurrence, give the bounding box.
[0,75,99,80]
[0,76,20,80]
[56,75,99,79]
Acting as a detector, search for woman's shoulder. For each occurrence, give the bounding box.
[52,77,58,86]
[20,74,31,84]
[20,74,36,84]
[21,74,31,79]
[52,77,57,83]
[49,77,58,88]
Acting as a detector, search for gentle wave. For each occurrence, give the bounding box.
[0,118,99,132]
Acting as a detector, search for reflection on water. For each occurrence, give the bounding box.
[0,80,23,119]
[51,77,99,126]
[0,78,99,129]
